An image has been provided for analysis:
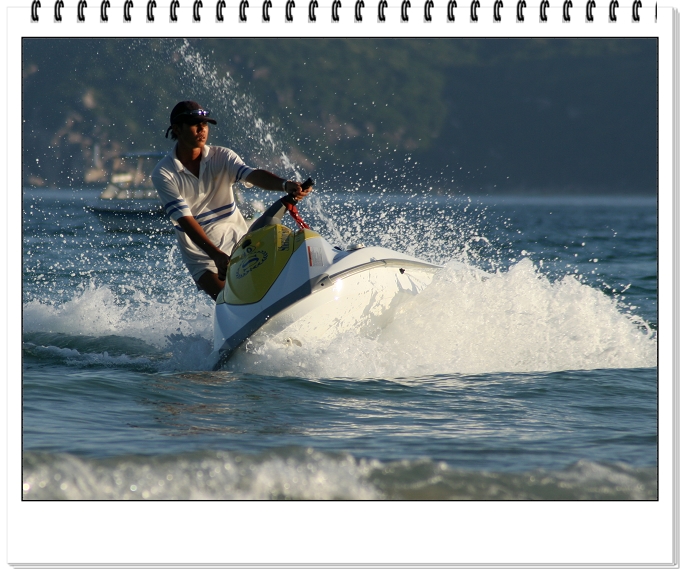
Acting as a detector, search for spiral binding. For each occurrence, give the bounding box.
[30,0,654,24]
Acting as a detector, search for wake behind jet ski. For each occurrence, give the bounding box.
[211,180,446,370]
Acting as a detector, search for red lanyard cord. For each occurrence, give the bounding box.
[284,199,310,230]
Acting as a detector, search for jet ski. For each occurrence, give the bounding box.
[211,179,442,370]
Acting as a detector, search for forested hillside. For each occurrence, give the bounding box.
[22,38,656,194]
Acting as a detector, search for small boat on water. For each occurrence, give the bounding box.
[89,151,265,233]
[211,180,454,370]
[88,151,167,233]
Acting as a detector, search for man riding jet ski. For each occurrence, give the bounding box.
[152,100,312,300]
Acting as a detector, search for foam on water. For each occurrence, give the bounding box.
[22,282,215,371]
[22,450,656,500]
[23,284,210,345]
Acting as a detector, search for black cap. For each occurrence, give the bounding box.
[165,101,216,137]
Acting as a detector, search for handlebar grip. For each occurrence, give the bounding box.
[301,177,314,190]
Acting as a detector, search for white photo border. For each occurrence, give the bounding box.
[4,1,677,567]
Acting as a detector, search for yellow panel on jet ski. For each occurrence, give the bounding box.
[222,225,320,305]
[293,228,321,251]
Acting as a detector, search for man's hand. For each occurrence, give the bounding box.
[285,180,313,201]
[212,251,231,280]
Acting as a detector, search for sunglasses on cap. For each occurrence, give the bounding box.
[174,108,212,120]
[165,109,213,138]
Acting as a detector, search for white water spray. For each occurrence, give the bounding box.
[228,258,656,377]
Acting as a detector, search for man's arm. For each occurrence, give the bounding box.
[245,169,313,200]
[176,216,231,278]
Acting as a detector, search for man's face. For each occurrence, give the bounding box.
[174,121,210,149]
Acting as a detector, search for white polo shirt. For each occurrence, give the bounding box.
[152,144,255,280]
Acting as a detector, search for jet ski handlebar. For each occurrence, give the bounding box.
[249,178,314,232]
[300,177,315,191]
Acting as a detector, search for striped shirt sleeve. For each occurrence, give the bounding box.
[163,196,191,220]
[222,148,255,185]
[151,159,192,222]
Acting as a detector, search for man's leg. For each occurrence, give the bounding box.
[196,270,225,301]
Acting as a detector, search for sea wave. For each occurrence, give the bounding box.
[22,254,657,377]
[23,449,656,500]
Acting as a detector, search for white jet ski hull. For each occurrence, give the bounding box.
[211,232,441,369]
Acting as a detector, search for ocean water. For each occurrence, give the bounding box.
[22,188,658,500]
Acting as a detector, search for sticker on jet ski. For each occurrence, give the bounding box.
[307,246,323,267]
[235,250,269,279]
